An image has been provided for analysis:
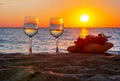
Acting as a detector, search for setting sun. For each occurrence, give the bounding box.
[80,14,90,22]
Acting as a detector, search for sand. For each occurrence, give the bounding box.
[0,53,120,81]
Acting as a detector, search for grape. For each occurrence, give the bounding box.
[74,34,108,49]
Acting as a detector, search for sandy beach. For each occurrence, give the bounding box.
[0,53,120,81]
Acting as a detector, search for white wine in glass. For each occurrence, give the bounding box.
[23,16,38,54]
[49,17,64,53]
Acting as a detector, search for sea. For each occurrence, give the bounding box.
[0,28,120,54]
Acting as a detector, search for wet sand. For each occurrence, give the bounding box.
[0,53,120,81]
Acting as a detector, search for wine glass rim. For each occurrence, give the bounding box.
[50,17,62,19]
[24,16,38,18]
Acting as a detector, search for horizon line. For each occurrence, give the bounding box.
[0,26,120,29]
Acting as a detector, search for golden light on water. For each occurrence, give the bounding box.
[80,28,89,38]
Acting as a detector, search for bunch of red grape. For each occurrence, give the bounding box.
[74,33,108,49]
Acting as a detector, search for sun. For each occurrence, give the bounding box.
[80,14,89,22]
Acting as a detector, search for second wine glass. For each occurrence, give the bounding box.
[49,17,64,54]
[23,16,38,55]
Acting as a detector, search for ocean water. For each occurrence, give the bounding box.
[0,28,120,54]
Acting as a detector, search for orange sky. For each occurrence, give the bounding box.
[0,0,120,28]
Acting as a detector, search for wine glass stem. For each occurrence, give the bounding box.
[56,38,59,53]
[29,37,32,54]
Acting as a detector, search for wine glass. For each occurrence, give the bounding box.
[49,17,64,54]
[23,16,38,54]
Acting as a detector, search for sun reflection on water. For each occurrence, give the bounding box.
[80,28,89,38]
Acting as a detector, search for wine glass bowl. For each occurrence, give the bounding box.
[49,17,64,53]
[23,16,38,54]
